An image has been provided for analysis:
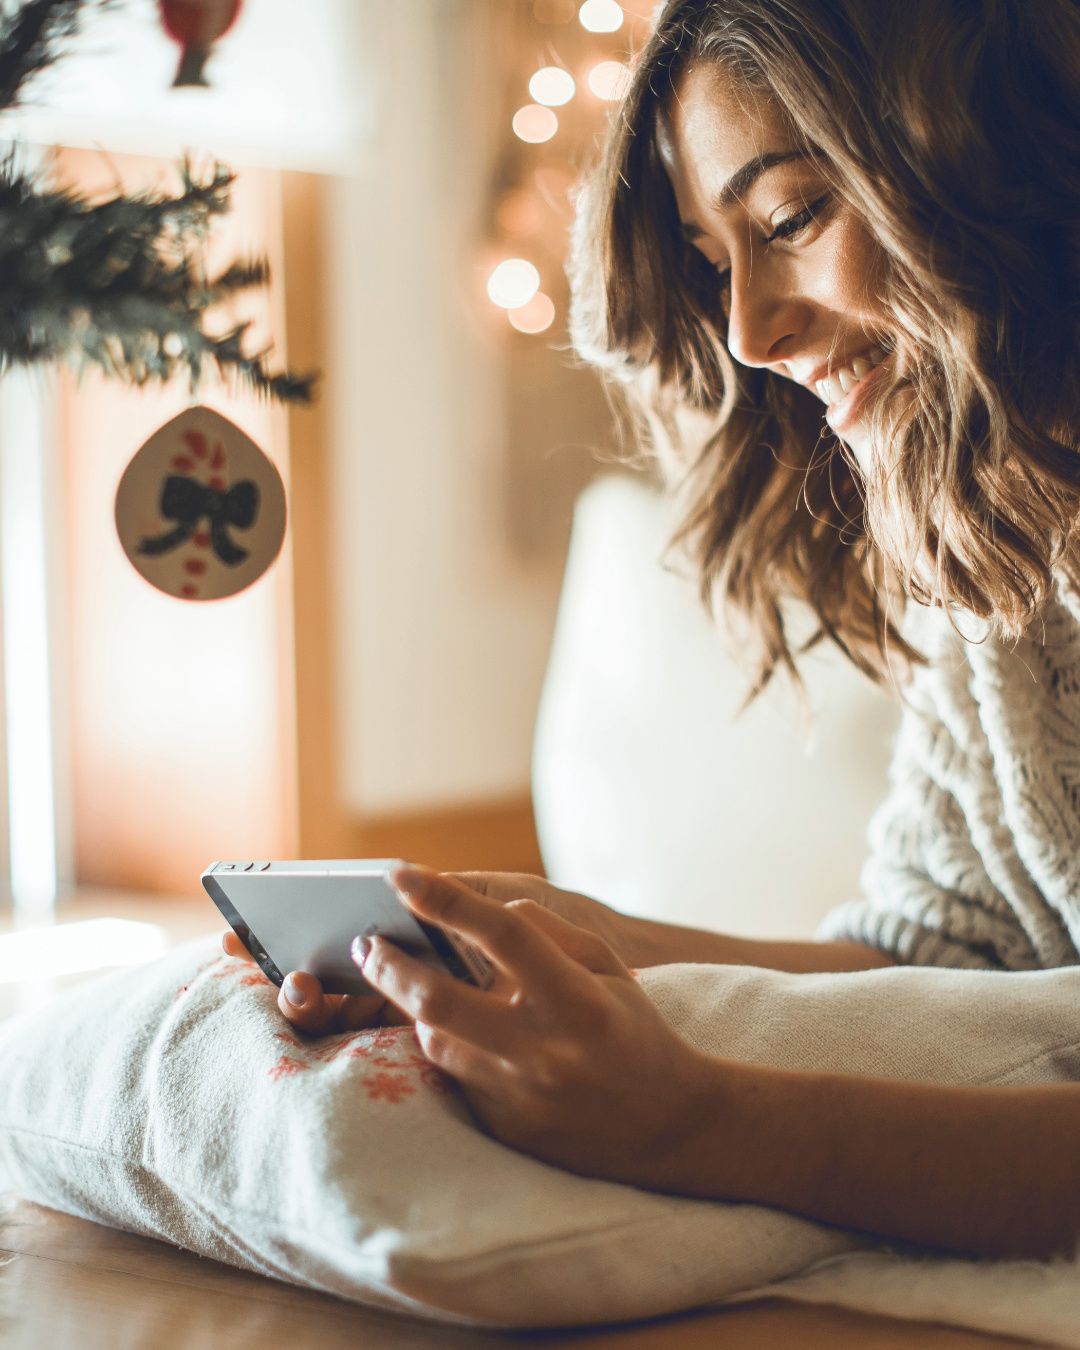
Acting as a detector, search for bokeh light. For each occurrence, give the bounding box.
[529,66,576,107]
[508,292,556,334]
[487,259,541,309]
[512,104,559,143]
[579,0,623,32]
[587,60,631,101]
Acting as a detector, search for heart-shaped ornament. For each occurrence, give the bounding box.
[115,406,287,601]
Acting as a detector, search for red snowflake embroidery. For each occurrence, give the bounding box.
[363,1070,415,1104]
[211,962,270,987]
[268,1055,309,1082]
[308,1037,350,1063]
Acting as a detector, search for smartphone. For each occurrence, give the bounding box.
[202,859,493,996]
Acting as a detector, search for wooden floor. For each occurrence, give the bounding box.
[0,1200,1042,1350]
[0,894,1048,1349]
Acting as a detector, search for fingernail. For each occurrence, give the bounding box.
[282,973,307,1008]
[351,935,371,967]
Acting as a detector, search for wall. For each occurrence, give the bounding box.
[59,151,298,896]
[323,1,591,820]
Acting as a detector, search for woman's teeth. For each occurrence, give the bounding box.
[815,347,885,405]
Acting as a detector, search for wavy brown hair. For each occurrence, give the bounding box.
[570,0,1080,690]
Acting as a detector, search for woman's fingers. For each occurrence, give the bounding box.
[277,970,342,1035]
[356,936,522,1056]
[277,973,388,1035]
[413,1018,510,1095]
[223,932,388,1034]
[505,899,627,977]
[390,865,590,995]
[334,992,395,1031]
[222,929,254,960]
[447,871,548,904]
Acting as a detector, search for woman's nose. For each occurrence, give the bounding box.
[725,269,808,370]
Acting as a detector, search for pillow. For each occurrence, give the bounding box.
[532,476,900,941]
[1,938,1079,1335]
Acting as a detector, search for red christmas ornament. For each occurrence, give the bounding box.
[159,0,242,88]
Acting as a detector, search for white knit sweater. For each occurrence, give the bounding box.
[818,583,1080,970]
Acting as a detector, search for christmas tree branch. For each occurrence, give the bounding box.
[0,158,315,403]
[0,0,112,114]
[0,2,315,405]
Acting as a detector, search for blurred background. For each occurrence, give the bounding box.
[0,0,899,1009]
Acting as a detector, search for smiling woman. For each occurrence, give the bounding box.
[573,0,1080,693]
[229,0,1080,1278]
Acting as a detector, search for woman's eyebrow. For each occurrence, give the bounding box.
[679,150,812,243]
[715,149,809,208]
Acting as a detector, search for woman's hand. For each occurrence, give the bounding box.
[354,864,712,1186]
[220,930,410,1035]
[447,871,646,966]
[221,871,638,1039]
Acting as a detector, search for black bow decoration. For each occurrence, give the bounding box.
[137,474,260,567]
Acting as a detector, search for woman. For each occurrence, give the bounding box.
[229,0,1080,1259]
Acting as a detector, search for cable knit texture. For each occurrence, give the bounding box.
[818,582,1080,970]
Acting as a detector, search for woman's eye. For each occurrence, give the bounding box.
[766,195,829,244]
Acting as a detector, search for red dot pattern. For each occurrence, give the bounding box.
[162,430,241,600]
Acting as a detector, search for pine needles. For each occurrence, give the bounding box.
[0,0,314,403]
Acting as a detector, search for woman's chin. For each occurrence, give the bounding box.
[826,411,873,478]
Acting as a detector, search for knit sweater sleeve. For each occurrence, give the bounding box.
[816,606,1079,971]
[816,696,1044,969]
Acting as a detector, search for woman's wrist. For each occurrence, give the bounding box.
[648,1054,1080,1260]
[601,910,896,974]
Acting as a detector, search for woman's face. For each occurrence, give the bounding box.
[658,63,892,472]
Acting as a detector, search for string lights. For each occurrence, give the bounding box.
[508,293,556,334]
[487,259,541,310]
[512,104,559,142]
[494,0,638,337]
[578,0,624,33]
[529,67,576,105]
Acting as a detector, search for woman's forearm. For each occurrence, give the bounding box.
[664,1059,1080,1259]
[616,911,895,973]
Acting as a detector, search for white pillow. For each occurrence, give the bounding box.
[2,937,1080,1338]
[532,476,900,941]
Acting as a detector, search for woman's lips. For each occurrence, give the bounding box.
[823,353,892,437]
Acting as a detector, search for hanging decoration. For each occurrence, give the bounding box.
[0,0,314,602]
[116,407,286,601]
[159,0,241,88]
